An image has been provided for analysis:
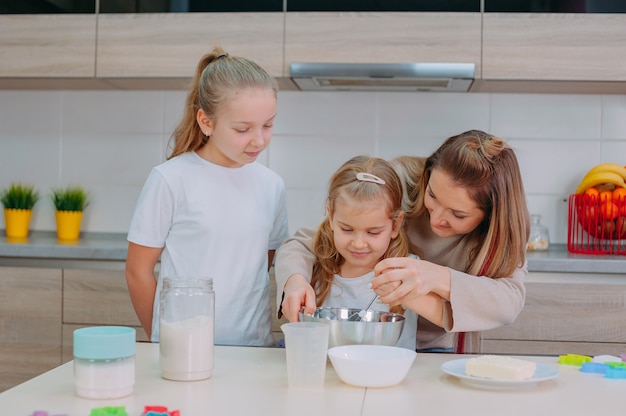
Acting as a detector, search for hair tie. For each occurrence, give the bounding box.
[356,172,385,185]
[216,53,229,60]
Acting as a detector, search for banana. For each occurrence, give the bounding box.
[582,163,626,182]
[575,170,626,194]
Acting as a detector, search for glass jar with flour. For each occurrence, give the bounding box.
[160,277,214,381]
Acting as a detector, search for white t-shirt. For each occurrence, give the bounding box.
[128,152,289,346]
[322,255,419,351]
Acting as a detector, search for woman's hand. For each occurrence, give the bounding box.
[371,257,450,327]
[372,257,451,306]
[280,273,317,322]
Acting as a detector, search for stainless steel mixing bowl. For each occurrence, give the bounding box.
[299,307,405,348]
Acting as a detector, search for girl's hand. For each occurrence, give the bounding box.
[372,257,451,306]
[281,273,317,322]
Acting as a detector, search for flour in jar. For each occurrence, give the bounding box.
[160,315,214,381]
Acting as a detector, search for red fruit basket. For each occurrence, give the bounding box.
[567,194,626,255]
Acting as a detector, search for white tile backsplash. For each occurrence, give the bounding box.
[378,134,454,160]
[0,91,63,135]
[601,95,626,140]
[163,91,187,143]
[62,133,163,187]
[63,91,165,134]
[377,92,491,138]
[270,133,377,189]
[274,91,377,136]
[1,89,625,244]
[490,94,602,140]
[0,133,61,186]
[511,138,602,194]
[601,140,626,163]
[286,189,328,231]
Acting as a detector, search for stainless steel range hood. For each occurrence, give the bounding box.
[290,62,475,92]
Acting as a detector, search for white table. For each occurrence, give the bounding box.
[0,343,624,416]
[364,353,626,416]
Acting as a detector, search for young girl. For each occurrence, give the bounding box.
[125,46,289,347]
[277,130,529,353]
[308,156,419,350]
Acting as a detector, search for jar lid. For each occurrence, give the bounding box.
[73,326,136,359]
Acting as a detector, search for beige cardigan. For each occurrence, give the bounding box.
[274,214,527,352]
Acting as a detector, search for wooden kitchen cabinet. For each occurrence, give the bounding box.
[481,272,626,356]
[0,267,63,392]
[96,13,284,81]
[0,264,148,391]
[284,12,482,76]
[61,267,147,363]
[0,14,96,77]
[482,13,626,82]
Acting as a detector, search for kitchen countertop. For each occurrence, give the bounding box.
[0,343,623,416]
[525,244,625,274]
[0,231,624,274]
[0,231,128,261]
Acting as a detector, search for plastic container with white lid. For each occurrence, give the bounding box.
[73,326,136,399]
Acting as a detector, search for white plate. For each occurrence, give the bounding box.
[441,358,559,389]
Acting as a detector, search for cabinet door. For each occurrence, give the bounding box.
[63,268,141,327]
[0,14,96,77]
[483,13,626,81]
[284,12,482,76]
[62,267,147,362]
[96,13,284,79]
[481,277,626,356]
[0,267,62,392]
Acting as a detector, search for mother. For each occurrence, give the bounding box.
[275,130,530,352]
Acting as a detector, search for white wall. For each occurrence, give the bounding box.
[1,89,625,244]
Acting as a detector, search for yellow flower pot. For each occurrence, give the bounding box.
[4,208,33,239]
[55,210,83,241]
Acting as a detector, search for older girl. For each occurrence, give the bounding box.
[126,47,288,346]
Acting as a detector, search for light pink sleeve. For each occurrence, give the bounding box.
[443,261,527,332]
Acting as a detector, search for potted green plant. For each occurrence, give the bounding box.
[50,186,90,241]
[1,182,40,238]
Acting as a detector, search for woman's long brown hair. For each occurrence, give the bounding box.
[414,130,530,277]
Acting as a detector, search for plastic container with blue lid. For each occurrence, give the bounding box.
[73,326,136,399]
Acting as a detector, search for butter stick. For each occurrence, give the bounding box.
[465,355,536,380]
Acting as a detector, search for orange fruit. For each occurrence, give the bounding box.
[600,200,619,220]
[613,187,626,202]
[614,188,626,216]
[583,187,599,201]
[599,190,613,203]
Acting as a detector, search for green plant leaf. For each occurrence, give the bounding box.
[0,183,39,209]
[50,186,90,212]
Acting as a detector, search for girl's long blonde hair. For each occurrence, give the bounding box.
[167,46,278,159]
[312,156,409,314]
[410,130,530,277]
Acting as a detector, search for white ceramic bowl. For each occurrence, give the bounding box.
[327,344,417,388]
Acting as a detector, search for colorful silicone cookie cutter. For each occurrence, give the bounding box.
[141,406,180,416]
[558,354,592,366]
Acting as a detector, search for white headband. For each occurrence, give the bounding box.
[356,172,385,185]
